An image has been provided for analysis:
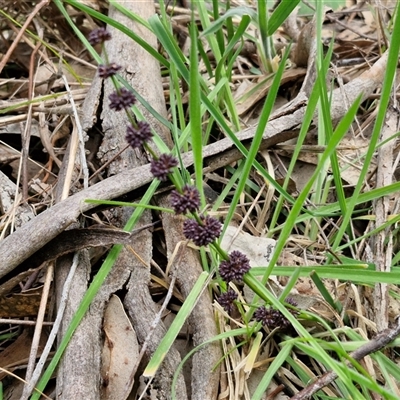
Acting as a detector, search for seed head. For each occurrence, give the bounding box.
[109,88,136,111]
[183,215,222,246]
[150,154,178,181]
[88,27,112,45]
[217,289,238,314]
[219,250,251,283]
[254,298,299,330]
[98,63,122,78]
[285,297,298,307]
[170,185,200,214]
[126,121,153,149]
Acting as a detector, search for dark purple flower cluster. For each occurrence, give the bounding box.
[170,185,200,214]
[126,121,153,149]
[183,215,222,246]
[219,250,251,283]
[285,297,298,308]
[150,154,178,181]
[109,88,137,111]
[98,63,122,78]
[88,27,112,46]
[254,298,299,330]
[217,289,238,314]
[89,32,281,339]
[88,28,179,182]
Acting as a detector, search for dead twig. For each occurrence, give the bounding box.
[0,0,50,75]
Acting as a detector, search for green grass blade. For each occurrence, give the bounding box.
[310,271,342,313]
[211,0,226,55]
[251,342,293,400]
[265,266,400,285]
[263,93,363,283]
[189,19,205,203]
[143,271,210,377]
[85,199,173,213]
[194,1,222,63]
[171,326,254,399]
[268,63,321,232]
[215,15,251,80]
[270,181,400,229]
[330,4,400,255]
[108,0,152,29]
[257,0,274,72]
[278,266,301,302]
[200,6,256,38]
[267,0,301,35]
[222,44,291,233]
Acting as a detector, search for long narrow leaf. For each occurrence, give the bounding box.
[189,21,205,202]
[330,5,400,255]
[222,44,292,234]
[263,94,362,283]
[143,271,210,377]
[267,0,301,35]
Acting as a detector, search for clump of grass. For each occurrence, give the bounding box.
[31,1,400,399]
[32,22,304,398]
